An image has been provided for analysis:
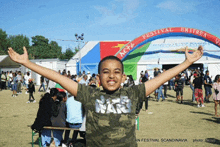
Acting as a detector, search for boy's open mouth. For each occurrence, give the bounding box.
[107,80,116,85]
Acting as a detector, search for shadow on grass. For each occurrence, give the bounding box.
[202,117,220,124]
[166,99,174,103]
[190,111,214,116]
[166,94,176,98]
[180,100,197,107]
[205,138,220,145]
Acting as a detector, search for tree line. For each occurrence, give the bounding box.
[0,28,78,60]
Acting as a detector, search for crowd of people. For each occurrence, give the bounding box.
[4,45,220,147]
[138,67,220,112]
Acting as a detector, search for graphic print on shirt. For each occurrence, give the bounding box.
[95,95,131,114]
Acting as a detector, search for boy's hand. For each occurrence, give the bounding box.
[8,46,29,64]
[185,46,203,63]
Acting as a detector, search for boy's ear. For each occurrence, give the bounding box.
[122,74,127,83]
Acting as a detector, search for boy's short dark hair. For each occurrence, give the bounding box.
[98,56,124,74]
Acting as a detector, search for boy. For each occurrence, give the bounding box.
[8,46,203,147]
[27,79,36,103]
[174,74,184,103]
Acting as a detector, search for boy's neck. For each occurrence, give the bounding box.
[103,88,120,95]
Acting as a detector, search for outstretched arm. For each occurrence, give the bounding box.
[144,46,203,97]
[8,47,78,97]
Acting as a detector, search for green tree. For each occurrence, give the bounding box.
[0,29,9,55]
[30,35,62,59]
[8,34,30,55]
[49,41,62,58]
[59,48,75,60]
[30,35,49,59]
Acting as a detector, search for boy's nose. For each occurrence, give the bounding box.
[109,73,114,78]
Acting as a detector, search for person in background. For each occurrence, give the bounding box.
[6,71,10,89]
[193,73,205,108]
[79,75,88,85]
[153,68,159,78]
[31,88,58,147]
[1,72,7,90]
[124,75,135,87]
[45,77,49,89]
[139,73,144,84]
[16,71,22,94]
[71,75,77,82]
[11,72,18,97]
[26,79,36,103]
[38,75,46,92]
[62,69,66,75]
[174,74,184,103]
[24,72,31,94]
[8,71,13,89]
[189,72,196,102]
[144,70,149,81]
[63,95,84,146]
[162,69,168,98]
[157,72,165,102]
[87,71,91,81]
[153,68,160,99]
[51,91,67,147]
[204,70,212,103]
[67,70,71,78]
[212,75,220,117]
[88,77,97,87]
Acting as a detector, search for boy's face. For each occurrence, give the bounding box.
[97,59,125,92]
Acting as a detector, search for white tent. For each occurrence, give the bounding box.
[66,41,99,75]
[0,55,21,73]
[0,55,20,68]
[66,37,220,83]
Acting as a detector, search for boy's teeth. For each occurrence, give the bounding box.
[108,81,115,84]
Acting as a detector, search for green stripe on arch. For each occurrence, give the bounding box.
[123,42,151,80]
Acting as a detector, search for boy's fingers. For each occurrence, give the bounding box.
[23,46,27,54]
[185,46,188,51]
[8,47,14,56]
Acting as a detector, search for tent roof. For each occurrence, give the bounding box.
[0,55,20,68]
[66,41,99,66]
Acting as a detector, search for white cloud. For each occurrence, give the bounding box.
[93,0,140,26]
[156,0,199,14]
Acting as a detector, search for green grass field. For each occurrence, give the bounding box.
[0,85,219,147]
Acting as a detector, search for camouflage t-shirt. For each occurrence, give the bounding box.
[76,83,146,147]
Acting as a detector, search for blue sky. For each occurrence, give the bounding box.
[1,0,220,52]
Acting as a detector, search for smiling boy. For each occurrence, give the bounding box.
[8,46,203,147]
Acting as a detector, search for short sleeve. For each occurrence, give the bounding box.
[131,83,146,101]
[76,84,94,105]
